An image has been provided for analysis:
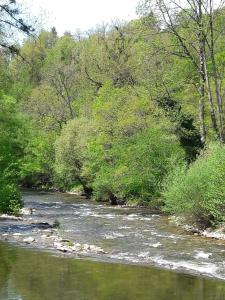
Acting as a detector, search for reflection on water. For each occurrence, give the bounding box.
[0,242,225,300]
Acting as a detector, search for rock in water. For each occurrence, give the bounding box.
[20,208,33,216]
[0,214,23,221]
[31,222,53,229]
[23,237,35,243]
[54,242,72,253]
[13,233,22,236]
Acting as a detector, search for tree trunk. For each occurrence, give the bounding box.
[208,0,224,142]
[197,0,206,144]
[211,53,224,142]
[198,83,206,144]
[77,178,93,198]
[203,53,218,135]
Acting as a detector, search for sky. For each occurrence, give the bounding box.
[19,0,140,35]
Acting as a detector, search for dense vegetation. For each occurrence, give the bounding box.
[0,91,23,214]
[164,144,225,227]
[1,0,225,227]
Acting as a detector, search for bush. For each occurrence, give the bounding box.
[163,143,225,227]
[0,180,23,215]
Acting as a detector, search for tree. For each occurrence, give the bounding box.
[0,0,34,53]
[0,91,23,213]
[0,1,35,213]
[138,0,225,142]
[81,22,138,92]
[54,117,94,195]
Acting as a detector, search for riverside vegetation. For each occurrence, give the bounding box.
[1,0,225,229]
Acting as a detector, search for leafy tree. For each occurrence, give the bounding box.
[80,84,184,205]
[0,91,23,213]
[54,117,94,195]
[138,0,225,142]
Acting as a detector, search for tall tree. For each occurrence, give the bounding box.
[138,0,225,142]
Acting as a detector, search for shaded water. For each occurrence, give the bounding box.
[0,191,225,299]
[0,242,225,300]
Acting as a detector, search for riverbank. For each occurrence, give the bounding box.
[169,216,225,241]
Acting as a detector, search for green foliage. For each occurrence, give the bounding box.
[20,129,56,189]
[164,144,225,226]
[54,117,94,191]
[90,128,184,206]
[0,179,22,215]
[53,83,185,206]
[0,92,24,214]
[79,84,185,205]
[3,5,225,226]
[156,96,203,161]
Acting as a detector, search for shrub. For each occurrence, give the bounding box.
[163,143,225,226]
[0,179,22,215]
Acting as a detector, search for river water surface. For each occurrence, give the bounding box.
[0,191,225,299]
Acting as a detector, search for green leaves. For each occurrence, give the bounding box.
[77,85,184,205]
[0,91,23,214]
[164,143,225,227]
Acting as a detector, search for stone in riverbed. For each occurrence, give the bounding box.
[82,244,107,254]
[72,243,82,251]
[0,214,23,221]
[13,233,22,236]
[53,241,107,254]
[41,234,49,239]
[83,244,90,251]
[23,237,35,243]
[90,245,107,254]
[61,239,71,243]
[54,242,72,253]
[31,222,53,229]
[20,208,35,216]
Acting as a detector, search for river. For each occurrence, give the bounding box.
[0,191,225,299]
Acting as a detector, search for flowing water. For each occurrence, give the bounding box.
[0,191,225,299]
